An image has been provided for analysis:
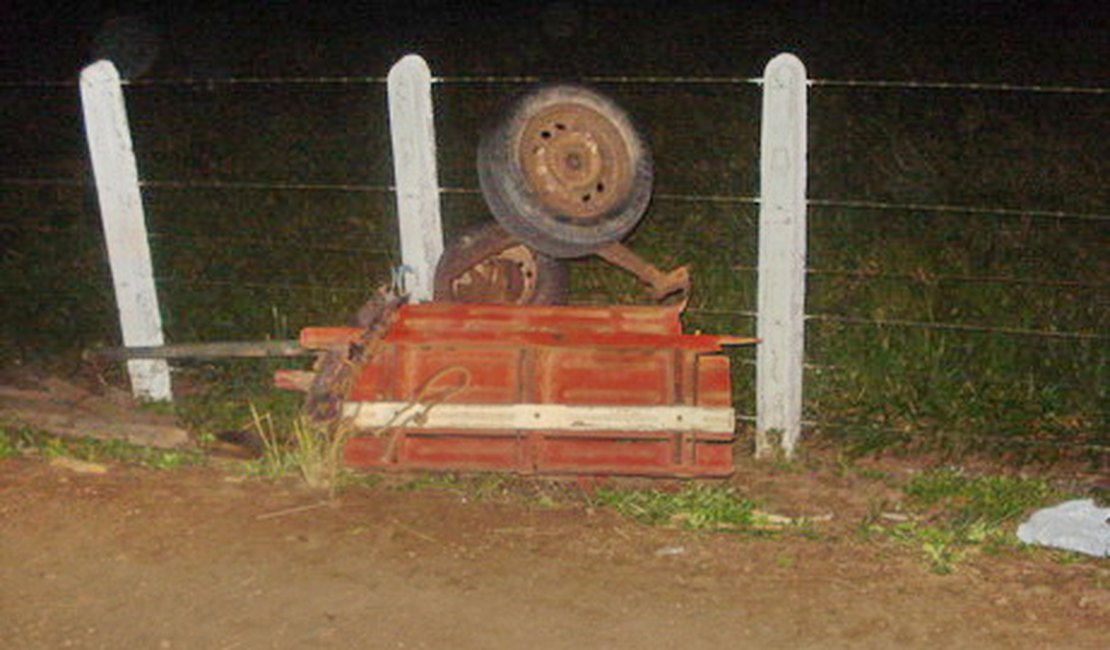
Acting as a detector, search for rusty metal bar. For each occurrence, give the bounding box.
[87,340,309,361]
[596,243,691,300]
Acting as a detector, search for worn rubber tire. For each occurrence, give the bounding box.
[478,84,653,259]
[433,222,569,305]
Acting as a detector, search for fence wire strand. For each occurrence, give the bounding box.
[813,422,1109,453]
[810,78,1110,95]
[154,277,371,294]
[708,265,1105,290]
[5,66,1107,459]
[807,268,1107,289]
[436,75,764,85]
[730,415,1108,453]
[808,313,1107,341]
[809,198,1110,223]
[139,179,396,194]
[6,177,1105,223]
[1,177,88,188]
[126,75,388,87]
[4,75,1108,95]
[146,231,393,256]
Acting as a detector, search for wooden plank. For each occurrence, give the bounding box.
[80,60,172,401]
[341,402,737,434]
[756,53,808,458]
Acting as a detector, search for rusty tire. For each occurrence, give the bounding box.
[433,222,569,305]
[478,84,653,259]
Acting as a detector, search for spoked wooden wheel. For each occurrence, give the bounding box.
[478,85,653,259]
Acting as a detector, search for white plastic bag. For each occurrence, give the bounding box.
[1016,499,1110,558]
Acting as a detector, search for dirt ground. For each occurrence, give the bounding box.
[2,452,1107,650]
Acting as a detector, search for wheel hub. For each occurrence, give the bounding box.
[449,245,538,303]
[518,103,633,220]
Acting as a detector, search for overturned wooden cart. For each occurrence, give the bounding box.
[277,302,754,477]
[273,84,759,477]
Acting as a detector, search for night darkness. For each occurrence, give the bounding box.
[2,1,1107,82]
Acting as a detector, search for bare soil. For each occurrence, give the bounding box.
[2,451,1107,650]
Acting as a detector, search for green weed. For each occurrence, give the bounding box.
[390,472,465,493]
[389,472,513,501]
[240,405,350,495]
[594,483,760,532]
[868,467,1064,573]
[0,424,204,470]
[0,424,37,458]
[903,467,1058,529]
[174,360,304,438]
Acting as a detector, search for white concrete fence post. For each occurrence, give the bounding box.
[80,60,172,401]
[387,54,444,302]
[756,53,808,458]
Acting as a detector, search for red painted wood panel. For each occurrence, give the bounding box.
[319,303,752,478]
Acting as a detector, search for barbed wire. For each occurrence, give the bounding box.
[2,191,1102,293]
[3,74,1107,95]
[129,75,388,87]
[0,76,385,89]
[2,178,1105,223]
[0,79,76,89]
[808,198,1109,223]
[154,277,371,294]
[8,280,1099,345]
[809,78,1110,95]
[3,69,1105,389]
[733,414,1109,453]
[656,192,760,205]
[0,177,87,188]
[139,179,395,194]
[440,186,762,205]
[146,231,394,256]
[730,359,835,374]
[436,75,764,86]
[440,185,1110,222]
[807,268,1107,289]
[146,181,1110,223]
[808,313,1107,341]
[716,265,1106,290]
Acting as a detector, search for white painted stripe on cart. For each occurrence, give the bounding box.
[342,402,736,434]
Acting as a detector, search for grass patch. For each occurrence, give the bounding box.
[902,466,1059,528]
[0,424,205,470]
[241,405,361,496]
[174,360,304,443]
[389,472,523,502]
[0,425,35,459]
[594,483,761,532]
[864,467,1064,573]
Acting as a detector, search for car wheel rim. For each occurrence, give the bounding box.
[517,102,634,221]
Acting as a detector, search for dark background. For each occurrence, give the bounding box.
[2,1,1107,82]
